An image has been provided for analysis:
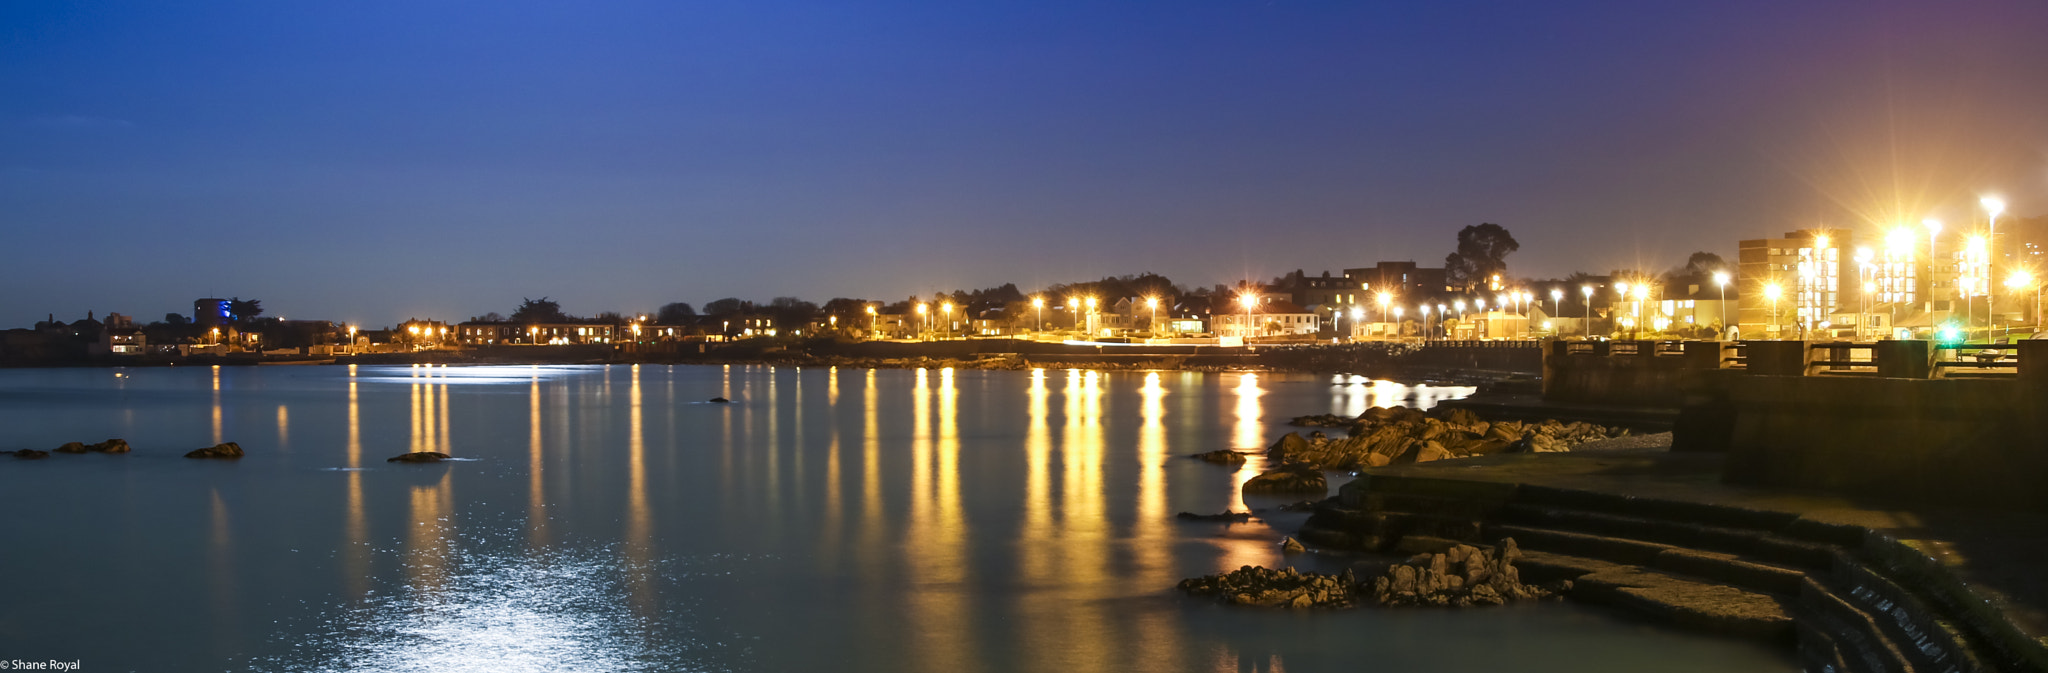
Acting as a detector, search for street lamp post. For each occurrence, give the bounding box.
[941,302,953,340]
[1763,283,1782,340]
[866,305,877,339]
[1376,292,1392,340]
[1237,293,1257,341]
[1032,296,1044,334]
[915,303,928,340]
[1926,219,1943,338]
[1146,296,1159,338]
[1580,286,1593,339]
[1632,283,1649,341]
[1419,304,1431,342]
[1712,271,1729,340]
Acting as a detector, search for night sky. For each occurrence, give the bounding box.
[6,2,2048,327]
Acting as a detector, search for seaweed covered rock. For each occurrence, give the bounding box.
[91,439,130,453]
[1179,565,1359,609]
[53,442,90,454]
[1190,449,1249,465]
[11,449,49,460]
[1241,465,1327,494]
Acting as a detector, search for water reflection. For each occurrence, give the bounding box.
[344,377,368,601]
[1229,373,1264,513]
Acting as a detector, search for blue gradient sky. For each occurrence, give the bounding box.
[5,1,2047,327]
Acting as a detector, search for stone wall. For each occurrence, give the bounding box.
[1718,375,2048,510]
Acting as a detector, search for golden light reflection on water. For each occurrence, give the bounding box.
[821,367,843,566]
[276,405,289,449]
[1133,372,1185,671]
[408,472,453,596]
[860,369,882,566]
[344,379,368,602]
[1229,373,1264,514]
[528,376,547,548]
[624,365,653,617]
[209,487,236,648]
[211,365,223,444]
[905,367,976,673]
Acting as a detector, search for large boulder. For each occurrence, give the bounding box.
[387,451,452,463]
[91,439,130,453]
[1366,538,1563,608]
[1191,449,1248,465]
[52,442,89,454]
[184,442,244,459]
[1242,466,1328,494]
[1179,565,1358,609]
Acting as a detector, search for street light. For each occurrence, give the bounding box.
[1349,307,1364,341]
[1711,271,1730,339]
[1031,296,1044,333]
[1085,296,1098,337]
[2007,270,2039,334]
[1419,304,1431,342]
[1375,292,1392,339]
[941,302,953,339]
[1632,283,1650,340]
[866,305,877,338]
[915,303,928,340]
[1146,296,1160,337]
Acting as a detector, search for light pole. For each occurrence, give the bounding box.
[1376,292,1392,340]
[1392,306,1404,341]
[1763,283,1782,340]
[1237,293,1257,341]
[915,303,928,340]
[1985,197,2005,315]
[1926,219,1942,337]
[1711,272,1729,340]
[1032,296,1044,334]
[1146,296,1159,337]
[941,302,953,340]
[1419,304,1431,342]
[1580,285,1594,338]
[1085,296,1098,337]
[1632,283,1649,340]
[2007,270,2039,333]
[866,305,877,338]
[1349,307,1364,342]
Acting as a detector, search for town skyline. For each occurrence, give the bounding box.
[6,2,2048,328]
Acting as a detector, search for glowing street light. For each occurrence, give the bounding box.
[1580,285,1594,338]
[1031,296,1044,333]
[1925,219,1943,334]
[915,302,928,340]
[1419,304,1431,342]
[2007,270,2039,332]
[1146,296,1160,337]
[866,305,877,338]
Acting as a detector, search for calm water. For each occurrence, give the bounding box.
[0,365,1794,672]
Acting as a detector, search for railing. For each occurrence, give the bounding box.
[1932,343,2020,379]
[1805,342,1879,376]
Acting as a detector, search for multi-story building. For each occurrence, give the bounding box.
[1737,229,1852,339]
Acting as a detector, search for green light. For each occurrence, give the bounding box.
[1937,325,1963,343]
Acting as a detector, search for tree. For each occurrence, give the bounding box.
[1444,223,1521,292]
[766,297,819,331]
[228,298,263,323]
[162,313,191,326]
[1679,251,1728,281]
[468,312,506,323]
[655,302,696,324]
[510,297,570,323]
[702,298,748,317]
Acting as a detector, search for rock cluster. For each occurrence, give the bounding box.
[53,439,130,454]
[1365,539,1566,607]
[1272,406,1629,470]
[1178,565,1359,609]
[11,449,49,459]
[184,442,244,459]
[387,451,452,463]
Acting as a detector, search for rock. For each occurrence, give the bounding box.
[1289,413,1352,427]
[1414,442,1453,463]
[1177,510,1253,522]
[708,397,731,403]
[1191,449,1248,465]
[1242,466,1327,494]
[53,442,89,454]
[12,449,50,460]
[1281,537,1307,554]
[91,439,130,453]
[184,442,244,459]
[387,451,452,463]
[1504,431,1536,453]
[1266,432,1312,463]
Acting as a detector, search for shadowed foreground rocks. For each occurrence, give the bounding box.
[1241,465,1327,494]
[1179,537,1561,610]
[11,449,49,459]
[184,442,243,459]
[54,439,130,454]
[1275,406,1629,470]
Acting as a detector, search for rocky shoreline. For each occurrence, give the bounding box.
[1179,538,1566,610]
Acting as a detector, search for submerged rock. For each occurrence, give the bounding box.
[1179,565,1359,609]
[53,442,90,454]
[1281,537,1307,554]
[1190,449,1249,465]
[1177,510,1253,523]
[1241,465,1327,494]
[184,442,244,459]
[90,439,130,453]
[11,449,50,460]
[387,451,453,463]
[708,397,732,404]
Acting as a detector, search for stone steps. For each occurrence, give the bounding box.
[1301,473,2030,672]
[1495,504,1838,571]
